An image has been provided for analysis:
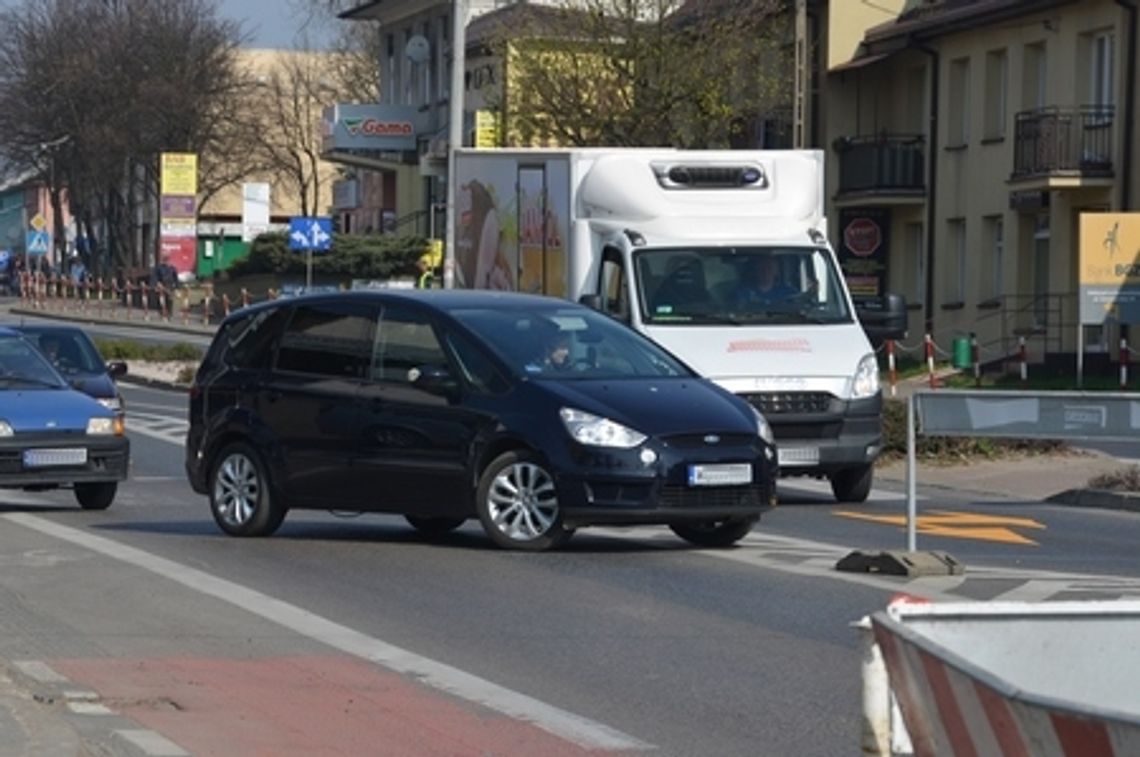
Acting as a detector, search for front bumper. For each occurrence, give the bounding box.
[0,434,130,487]
[742,391,882,475]
[552,436,778,529]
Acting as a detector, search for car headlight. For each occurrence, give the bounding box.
[86,417,125,436]
[853,353,880,399]
[0,420,12,437]
[560,408,647,448]
[97,396,123,413]
[750,406,775,445]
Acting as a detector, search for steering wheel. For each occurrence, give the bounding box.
[572,358,595,372]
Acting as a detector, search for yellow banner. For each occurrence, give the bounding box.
[474,110,499,149]
[161,153,198,196]
[1080,212,1140,285]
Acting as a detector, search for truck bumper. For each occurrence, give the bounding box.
[744,392,882,476]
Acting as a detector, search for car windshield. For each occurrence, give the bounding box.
[0,334,68,388]
[635,246,854,326]
[20,329,105,375]
[452,306,692,380]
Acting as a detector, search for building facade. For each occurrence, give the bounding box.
[825,0,1139,368]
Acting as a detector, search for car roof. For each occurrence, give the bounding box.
[222,289,582,324]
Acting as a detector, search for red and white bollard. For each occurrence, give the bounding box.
[925,333,937,389]
[1019,336,1028,388]
[222,293,231,318]
[887,339,897,398]
[241,287,250,309]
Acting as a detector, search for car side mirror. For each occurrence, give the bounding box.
[855,293,908,345]
[107,360,128,378]
[409,364,459,398]
[578,294,602,311]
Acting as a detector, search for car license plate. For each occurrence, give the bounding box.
[688,463,752,487]
[22,448,88,468]
[777,447,819,466]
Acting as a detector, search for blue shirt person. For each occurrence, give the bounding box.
[737,257,797,306]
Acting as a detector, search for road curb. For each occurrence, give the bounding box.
[7,306,216,338]
[1046,488,1140,513]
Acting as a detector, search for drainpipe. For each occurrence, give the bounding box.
[1115,0,1136,209]
[917,44,939,336]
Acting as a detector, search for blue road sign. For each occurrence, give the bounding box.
[26,230,50,255]
[288,217,333,252]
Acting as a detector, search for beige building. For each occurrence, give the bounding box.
[825,0,1139,370]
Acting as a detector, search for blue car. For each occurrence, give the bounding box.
[0,327,130,509]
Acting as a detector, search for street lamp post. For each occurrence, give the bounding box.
[443,0,468,290]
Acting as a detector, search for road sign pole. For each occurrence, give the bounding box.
[306,247,313,292]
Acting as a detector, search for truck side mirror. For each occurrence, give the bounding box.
[578,294,602,311]
[855,293,908,345]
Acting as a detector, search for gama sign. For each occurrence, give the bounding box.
[322,103,423,152]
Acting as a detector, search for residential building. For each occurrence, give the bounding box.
[826,0,1139,370]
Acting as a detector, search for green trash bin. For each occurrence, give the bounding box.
[952,336,972,369]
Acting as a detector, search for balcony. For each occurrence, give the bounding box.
[1011,106,1115,184]
[833,134,925,205]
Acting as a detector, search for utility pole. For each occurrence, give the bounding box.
[443,0,468,289]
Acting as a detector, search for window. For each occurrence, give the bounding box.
[948,57,970,146]
[1023,43,1046,109]
[946,219,966,303]
[386,34,396,105]
[372,305,448,384]
[984,50,1007,139]
[1090,32,1115,107]
[444,329,508,394]
[984,215,1004,300]
[226,306,290,370]
[424,21,434,104]
[905,223,925,306]
[439,14,449,101]
[277,303,376,379]
[403,27,415,105]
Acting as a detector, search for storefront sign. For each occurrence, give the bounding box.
[1078,212,1140,324]
[838,208,890,299]
[322,104,422,152]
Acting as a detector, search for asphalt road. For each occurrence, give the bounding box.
[1,380,1138,755]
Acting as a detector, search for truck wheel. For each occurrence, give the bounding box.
[405,515,467,535]
[830,464,873,502]
[75,482,116,510]
[669,517,756,548]
[210,442,285,537]
[476,450,572,551]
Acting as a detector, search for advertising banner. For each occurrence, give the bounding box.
[160,152,198,277]
[1078,212,1140,324]
[837,207,890,299]
[242,182,271,242]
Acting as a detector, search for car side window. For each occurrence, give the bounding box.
[276,302,376,379]
[443,328,509,394]
[226,306,289,370]
[372,304,447,384]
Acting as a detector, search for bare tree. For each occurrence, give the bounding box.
[481,0,792,148]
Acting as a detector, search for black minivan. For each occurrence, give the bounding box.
[186,290,778,551]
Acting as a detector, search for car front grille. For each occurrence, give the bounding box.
[658,484,768,510]
[743,392,834,415]
[662,433,756,449]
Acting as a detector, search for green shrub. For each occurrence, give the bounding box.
[228,231,428,279]
[95,338,203,362]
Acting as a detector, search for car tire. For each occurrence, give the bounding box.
[209,442,285,537]
[669,517,756,548]
[74,482,116,510]
[830,464,873,503]
[405,515,467,535]
[476,450,572,551]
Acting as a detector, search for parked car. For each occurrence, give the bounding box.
[186,290,779,551]
[13,325,127,414]
[0,327,129,509]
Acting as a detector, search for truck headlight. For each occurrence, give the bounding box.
[853,353,880,399]
[750,406,775,445]
[0,420,12,437]
[87,417,125,436]
[560,408,647,448]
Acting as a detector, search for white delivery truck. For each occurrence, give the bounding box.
[450,148,907,502]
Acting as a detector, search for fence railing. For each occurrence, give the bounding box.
[1012,105,1115,178]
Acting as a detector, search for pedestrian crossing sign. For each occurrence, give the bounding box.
[26,229,50,255]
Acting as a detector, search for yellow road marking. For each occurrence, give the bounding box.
[834,509,1044,546]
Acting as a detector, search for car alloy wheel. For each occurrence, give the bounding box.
[476,450,571,551]
[210,442,285,537]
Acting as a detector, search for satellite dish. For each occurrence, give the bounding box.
[405,35,430,64]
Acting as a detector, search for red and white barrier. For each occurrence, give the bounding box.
[887,339,898,398]
[1121,337,1129,390]
[866,600,1140,757]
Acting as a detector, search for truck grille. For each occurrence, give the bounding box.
[744,392,833,415]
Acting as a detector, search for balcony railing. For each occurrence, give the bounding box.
[834,134,925,196]
[1012,105,1115,179]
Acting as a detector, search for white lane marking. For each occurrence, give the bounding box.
[114,729,191,757]
[69,701,113,715]
[123,399,188,412]
[777,477,913,502]
[5,513,653,752]
[127,411,188,447]
[14,660,68,683]
[130,476,183,483]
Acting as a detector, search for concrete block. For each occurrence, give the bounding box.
[835,549,964,577]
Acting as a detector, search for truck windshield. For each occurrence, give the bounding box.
[635,247,854,326]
